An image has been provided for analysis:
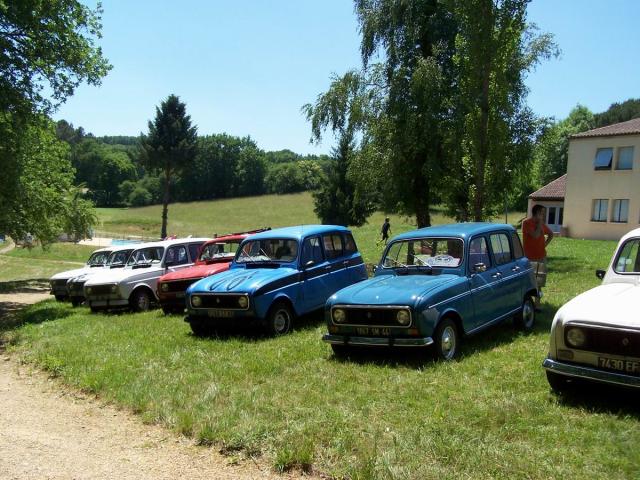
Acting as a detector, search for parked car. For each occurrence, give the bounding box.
[157,229,269,314]
[66,246,135,307]
[49,247,113,301]
[185,225,367,336]
[322,223,539,360]
[543,227,640,392]
[83,238,210,312]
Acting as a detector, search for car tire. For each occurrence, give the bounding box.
[266,301,293,336]
[189,317,211,337]
[546,370,571,393]
[433,317,459,361]
[130,289,152,312]
[71,298,83,307]
[514,295,536,331]
[54,295,66,302]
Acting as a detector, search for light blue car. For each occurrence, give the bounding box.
[185,225,367,336]
[323,223,539,360]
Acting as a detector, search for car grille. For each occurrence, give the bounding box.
[337,307,410,327]
[194,294,247,309]
[87,284,114,296]
[68,281,86,295]
[164,279,199,293]
[570,325,640,357]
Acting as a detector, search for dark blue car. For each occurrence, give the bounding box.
[323,223,539,359]
[185,225,367,335]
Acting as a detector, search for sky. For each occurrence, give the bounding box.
[54,0,640,155]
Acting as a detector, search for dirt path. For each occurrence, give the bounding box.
[0,295,318,480]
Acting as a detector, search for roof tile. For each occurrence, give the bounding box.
[528,174,566,200]
[571,118,640,139]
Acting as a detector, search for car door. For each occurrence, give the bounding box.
[301,236,332,311]
[488,232,521,315]
[468,235,503,329]
[342,232,366,283]
[322,233,351,293]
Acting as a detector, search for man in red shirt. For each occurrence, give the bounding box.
[522,204,553,309]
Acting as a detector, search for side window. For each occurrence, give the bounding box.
[343,233,357,255]
[323,234,344,260]
[188,243,201,262]
[166,245,188,265]
[614,238,640,273]
[301,236,325,266]
[511,232,524,259]
[469,237,491,269]
[490,233,512,266]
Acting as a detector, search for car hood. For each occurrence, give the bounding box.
[330,273,458,307]
[160,263,230,283]
[189,267,299,295]
[84,265,164,285]
[50,266,90,281]
[559,282,640,329]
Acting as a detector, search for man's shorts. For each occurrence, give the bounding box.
[529,257,547,288]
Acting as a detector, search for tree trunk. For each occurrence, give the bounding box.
[160,167,170,239]
[414,155,431,228]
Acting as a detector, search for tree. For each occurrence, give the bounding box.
[313,132,374,226]
[451,0,558,220]
[594,98,640,128]
[141,95,197,239]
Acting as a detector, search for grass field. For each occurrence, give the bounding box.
[4,231,639,479]
[4,242,97,263]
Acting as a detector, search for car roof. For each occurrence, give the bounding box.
[203,233,256,245]
[243,225,350,242]
[393,222,515,241]
[130,238,211,251]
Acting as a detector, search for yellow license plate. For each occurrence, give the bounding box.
[208,309,234,318]
[598,357,640,375]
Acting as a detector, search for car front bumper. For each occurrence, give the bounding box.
[322,334,434,347]
[87,298,129,308]
[542,357,640,389]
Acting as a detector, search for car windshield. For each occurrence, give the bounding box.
[199,240,241,262]
[614,238,640,273]
[108,249,132,266]
[383,237,464,269]
[86,251,111,266]
[127,247,164,265]
[236,239,299,263]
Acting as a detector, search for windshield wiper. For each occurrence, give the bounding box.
[413,257,433,269]
[386,257,408,268]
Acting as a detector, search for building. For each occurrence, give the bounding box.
[527,175,566,234]
[562,118,640,240]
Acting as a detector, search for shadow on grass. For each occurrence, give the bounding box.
[0,300,74,338]
[552,382,640,419]
[0,278,49,293]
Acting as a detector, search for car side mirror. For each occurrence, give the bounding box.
[473,263,487,273]
[305,260,315,269]
[596,269,606,280]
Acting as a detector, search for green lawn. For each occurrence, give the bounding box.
[4,235,638,479]
[4,242,97,263]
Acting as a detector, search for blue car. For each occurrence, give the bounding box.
[323,223,539,360]
[185,225,367,336]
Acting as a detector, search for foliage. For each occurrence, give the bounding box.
[118,175,161,207]
[141,94,197,238]
[313,132,374,226]
[63,189,97,242]
[594,98,640,128]
[265,160,323,195]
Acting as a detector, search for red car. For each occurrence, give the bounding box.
[157,229,268,314]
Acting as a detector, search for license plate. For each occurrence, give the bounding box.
[208,309,234,318]
[355,327,391,336]
[598,356,640,375]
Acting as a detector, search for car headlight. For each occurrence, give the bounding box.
[192,296,202,307]
[238,296,248,309]
[110,285,118,293]
[332,308,346,323]
[161,283,169,292]
[86,287,93,295]
[396,310,411,326]
[566,327,586,348]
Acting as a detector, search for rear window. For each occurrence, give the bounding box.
[344,233,358,255]
[323,234,344,260]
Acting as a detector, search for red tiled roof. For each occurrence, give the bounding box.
[571,117,640,139]
[528,174,566,200]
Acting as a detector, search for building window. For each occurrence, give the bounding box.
[593,148,613,170]
[592,199,608,222]
[616,146,634,170]
[611,199,629,223]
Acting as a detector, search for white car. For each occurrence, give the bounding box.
[543,227,640,391]
[83,238,210,312]
[49,247,113,301]
[66,246,136,307]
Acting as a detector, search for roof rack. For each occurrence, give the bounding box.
[215,227,271,238]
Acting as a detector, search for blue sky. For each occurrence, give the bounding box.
[54,0,640,154]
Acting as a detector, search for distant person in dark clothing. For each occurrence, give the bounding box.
[379,217,391,245]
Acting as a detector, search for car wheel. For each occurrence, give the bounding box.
[433,318,459,361]
[54,295,66,302]
[514,296,536,331]
[130,289,152,312]
[546,370,571,393]
[71,298,83,307]
[189,317,211,337]
[266,301,293,335]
